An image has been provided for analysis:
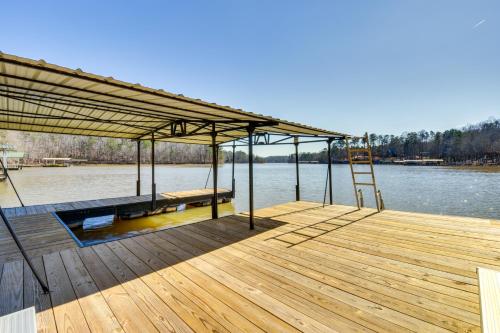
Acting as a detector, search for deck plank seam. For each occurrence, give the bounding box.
[114,237,263,333]
[74,246,160,333]
[175,225,400,333]
[184,220,481,329]
[152,231,340,333]
[172,225,429,332]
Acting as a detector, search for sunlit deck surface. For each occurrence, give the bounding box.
[1,201,500,332]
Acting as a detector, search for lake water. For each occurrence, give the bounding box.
[0,164,498,219]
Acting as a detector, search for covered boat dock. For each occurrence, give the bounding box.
[0,53,499,332]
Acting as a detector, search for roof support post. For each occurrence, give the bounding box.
[211,125,219,220]
[327,138,333,205]
[248,125,255,230]
[136,140,141,196]
[294,137,300,201]
[231,141,236,198]
[151,133,156,211]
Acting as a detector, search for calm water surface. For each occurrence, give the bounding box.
[0,164,498,219]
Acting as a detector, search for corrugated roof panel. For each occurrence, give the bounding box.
[0,52,349,143]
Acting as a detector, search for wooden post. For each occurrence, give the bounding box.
[294,137,300,201]
[211,126,218,219]
[248,126,255,230]
[151,133,156,211]
[358,189,364,207]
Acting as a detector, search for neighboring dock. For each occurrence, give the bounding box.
[1,201,499,332]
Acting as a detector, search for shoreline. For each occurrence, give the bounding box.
[444,165,500,173]
[17,162,500,172]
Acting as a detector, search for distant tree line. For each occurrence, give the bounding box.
[223,150,266,163]
[367,119,500,163]
[2,118,498,165]
[226,118,500,164]
[1,131,216,164]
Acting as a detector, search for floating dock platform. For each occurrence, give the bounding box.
[2,188,232,219]
[1,200,499,332]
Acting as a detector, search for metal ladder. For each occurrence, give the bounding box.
[346,133,381,211]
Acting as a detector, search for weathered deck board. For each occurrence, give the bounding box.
[0,201,498,332]
[0,213,77,264]
[0,188,232,263]
[0,260,23,316]
[22,257,57,333]
[1,188,232,218]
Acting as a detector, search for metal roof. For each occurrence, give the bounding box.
[0,52,348,144]
[6,151,24,158]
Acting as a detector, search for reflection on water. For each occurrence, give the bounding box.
[68,203,234,246]
[0,164,498,219]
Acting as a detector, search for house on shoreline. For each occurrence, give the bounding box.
[0,144,24,181]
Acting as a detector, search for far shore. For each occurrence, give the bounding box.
[445,165,500,173]
[17,162,500,172]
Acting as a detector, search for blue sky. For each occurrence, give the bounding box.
[1,1,499,155]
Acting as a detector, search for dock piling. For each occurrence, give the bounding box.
[358,189,364,207]
[377,190,385,210]
[211,125,219,219]
[327,138,333,205]
[136,140,141,196]
[231,141,236,198]
[151,133,156,211]
[248,126,255,230]
[294,137,300,201]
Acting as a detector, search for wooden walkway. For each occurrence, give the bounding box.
[0,213,76,264]
[0,188,231,263]
[1,201,499,332]
[2,188,232,218]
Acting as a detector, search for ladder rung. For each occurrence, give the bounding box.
[355,182,375,186]
[351,160,371,164]
[353,172,372,174]
[349,148,370,153]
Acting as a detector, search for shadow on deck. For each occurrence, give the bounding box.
[1,201,498,332]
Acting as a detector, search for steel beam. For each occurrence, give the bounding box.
[231,141,236,198]
[211,125,219,219]
[150,121,278,141]
[219,137,345,148]
[327,139,333,205]
[248,126,255,230]
[137,140,141,196]
[294,137,300,201]
[151,133,156,210]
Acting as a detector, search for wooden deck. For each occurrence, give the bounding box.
[1,201,499,332]
[0,188,231,263]
[2,188,232,218]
